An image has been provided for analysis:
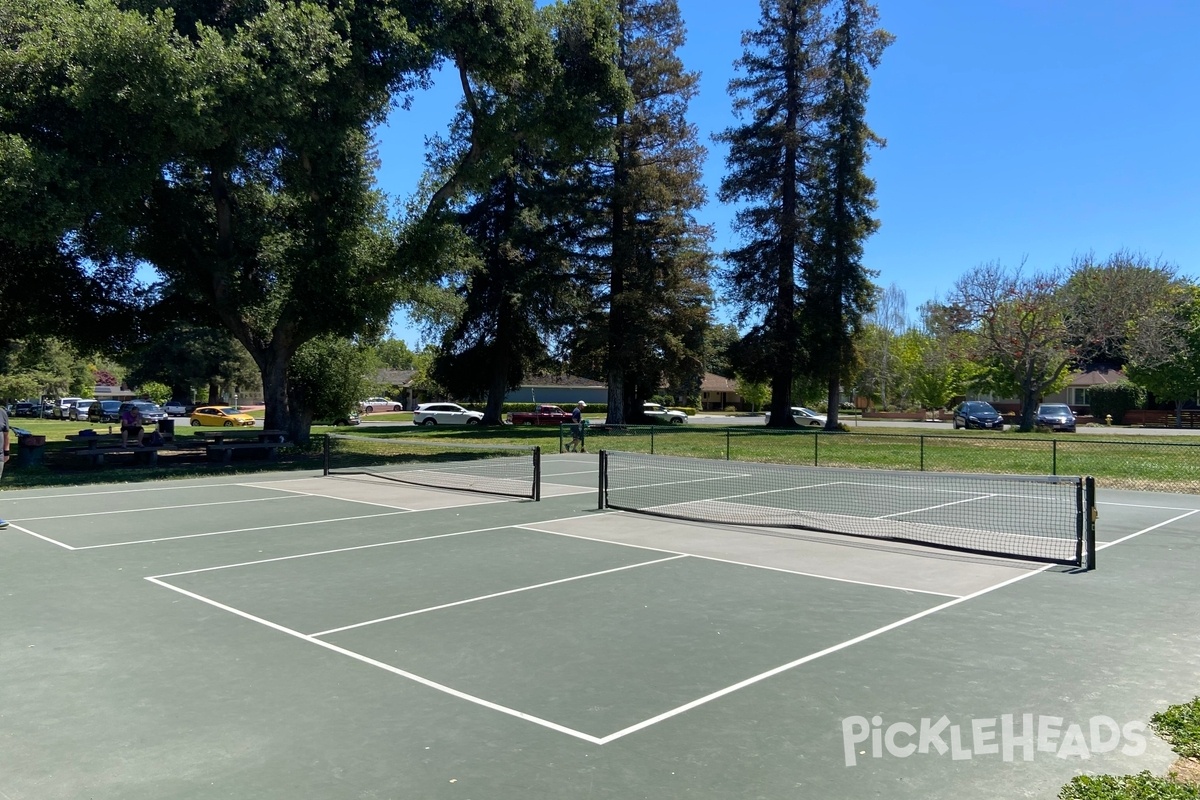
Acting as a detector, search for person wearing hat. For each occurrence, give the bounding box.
[567,400,587,453]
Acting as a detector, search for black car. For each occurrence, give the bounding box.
[88,400,123,423]
[952,401,1005,430]
[1035,403,1077,432]
[13,401,33,417]
[119,400,168,424]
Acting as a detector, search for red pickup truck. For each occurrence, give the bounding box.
[507,405,573,426]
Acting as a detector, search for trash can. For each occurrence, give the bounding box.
[158,418,175,441]
[17,434,46,467]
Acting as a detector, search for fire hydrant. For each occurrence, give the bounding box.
[1105,414,1112,426]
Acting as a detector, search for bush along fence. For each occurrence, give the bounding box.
[565,425,1200,494]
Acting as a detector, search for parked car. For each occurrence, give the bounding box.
[360,397,404,413]
[88,400,123,423]
[642,402,688,424]
[163,399,197,417]
[506,405,572,426]
[764,406,827,427]
[52,397,85,420]
[68,399,96,422]
[189,406,256,427]
[29,401,53,418]
[412,403,483,426]
[13,401,34,417]
[1035,403,1077,433]
[119,400,168,424]
[952,401,1005,430]
[316,412,361,427]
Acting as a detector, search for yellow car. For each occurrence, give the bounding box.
[189,406,256,427]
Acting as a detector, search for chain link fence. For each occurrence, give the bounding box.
[570,425,1200,494]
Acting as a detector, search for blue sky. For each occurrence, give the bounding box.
[373,0,1199,345]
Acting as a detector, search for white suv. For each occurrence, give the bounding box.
[412,403,483,426]
[52,397,85,420]
[642,402,688,424]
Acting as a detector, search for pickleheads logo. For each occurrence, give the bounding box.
[841,714,1146,767]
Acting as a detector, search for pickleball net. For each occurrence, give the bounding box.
[599,450,1095,567]
[324,434,540,500]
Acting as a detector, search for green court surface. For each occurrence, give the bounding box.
[1,454,1198,799]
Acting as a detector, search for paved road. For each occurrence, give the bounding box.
[688,414,1200,436]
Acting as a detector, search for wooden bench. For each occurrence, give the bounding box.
[205,440,286,464]
[64,443,164,466]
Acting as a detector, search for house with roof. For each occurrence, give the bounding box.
[699,373,744,410]
[503,374,607,405]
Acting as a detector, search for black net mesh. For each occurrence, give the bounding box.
[601,450,1086,565]
[325,435,540,500]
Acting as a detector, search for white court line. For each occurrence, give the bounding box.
[147,513,609,579]
[145,577,606,745]
[593,563,1056,744]
[0,477,322,502]
[309,555,688,637]
[6,523,76,550]
[608,473,756,493]
[241,480,427,512]
[876,494,999,520]
[16,494,304,522]
[516,523,961,598]
[72,510,414,550]
[1096,509,1199,550]
[1098,500,1200,512]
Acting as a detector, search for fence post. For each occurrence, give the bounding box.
[919,435,925,471]
[1052,439,1057,475]
[726,428,731,461]
[814,432,819,466]
[650,426,655,455]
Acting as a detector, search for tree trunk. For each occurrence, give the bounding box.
[483,365,508,425]
[825,375,840,429]
[607,368,625,425]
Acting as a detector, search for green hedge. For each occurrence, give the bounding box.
[1088,382,1146,425]
[457,402,608,415]
[1152,698,1200,760]
[1059,772,1200,799]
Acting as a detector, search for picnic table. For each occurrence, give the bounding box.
[63,433,164,466]
[192,429,288,463]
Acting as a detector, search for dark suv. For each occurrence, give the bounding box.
[88,400,123,424]
[952,401,1005,430]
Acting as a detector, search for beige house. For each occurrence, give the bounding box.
[700,373,744,410]
[1042,368,1126,410]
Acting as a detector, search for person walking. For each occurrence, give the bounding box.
[1,403,10,529]
[567,401,587,453]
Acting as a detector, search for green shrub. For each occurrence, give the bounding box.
[1152,698,1200,759]
[457,402,608,415]
[1059,772,1200,799]
[1088,382,1146,425]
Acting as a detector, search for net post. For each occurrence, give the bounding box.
[533,446,541,501]
[559,423,564,454]
[650,427,655,454]
[322,434,331,476]
[1052,440,1058,475]
[1085,476,1097,570]
[726,428,730,461]
[597,450,608,510]
[813,432,819,466]
[919,435,925,471]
